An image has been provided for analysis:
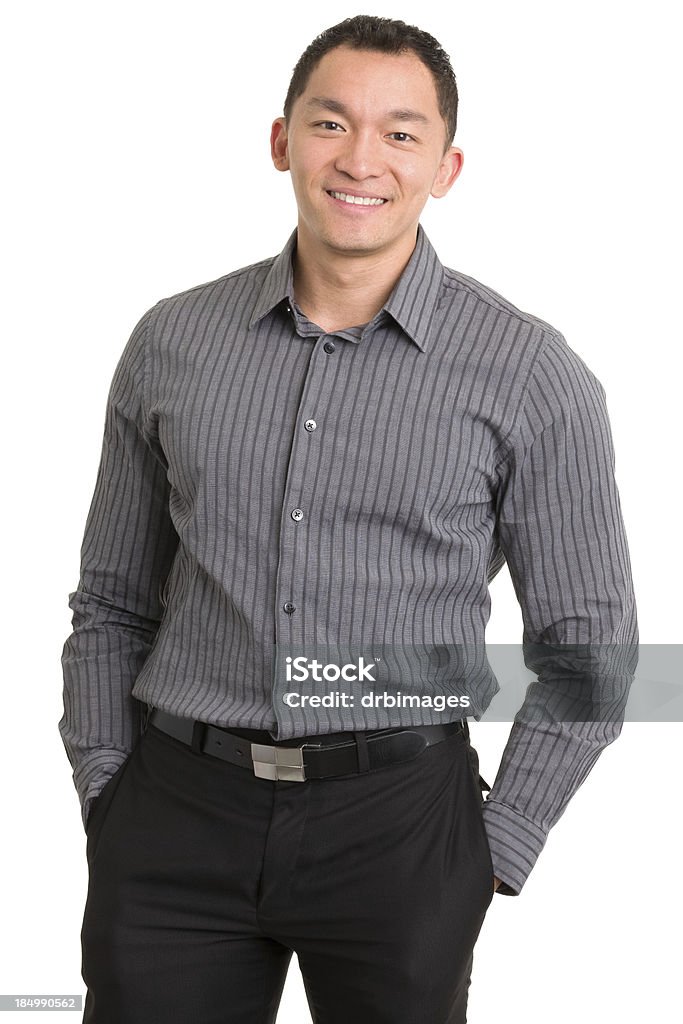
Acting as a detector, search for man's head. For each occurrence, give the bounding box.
[271,15,463,264]
[283,16,459,155]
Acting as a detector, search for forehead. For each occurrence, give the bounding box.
[296,45,441,117]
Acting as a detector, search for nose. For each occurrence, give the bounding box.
[334,129,385,181]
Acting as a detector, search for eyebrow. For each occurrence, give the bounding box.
[305,96,431,126]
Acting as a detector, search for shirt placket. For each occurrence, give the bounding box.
[271,319,356,739]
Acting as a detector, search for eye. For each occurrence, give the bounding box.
[315,121,344,132]
[387,132,415,142]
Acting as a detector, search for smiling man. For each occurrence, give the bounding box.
[61,14,638,1024]
[271,42,462,324]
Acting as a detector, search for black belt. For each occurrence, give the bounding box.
[146,707,465,782]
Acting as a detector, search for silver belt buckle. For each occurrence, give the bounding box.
[251,742,311,782]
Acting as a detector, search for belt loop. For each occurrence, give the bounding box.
[354,731,370,774]
[191,719,207,754]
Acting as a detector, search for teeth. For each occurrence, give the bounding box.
[329,191,386,206]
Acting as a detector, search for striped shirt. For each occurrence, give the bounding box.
[59,224,638,895]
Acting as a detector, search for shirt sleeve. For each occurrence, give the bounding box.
[481,330,639,895]
[58,302,180,830]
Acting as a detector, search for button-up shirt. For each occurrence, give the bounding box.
[59,224,638,895]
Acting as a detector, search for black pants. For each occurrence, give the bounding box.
[81,719,495,1023]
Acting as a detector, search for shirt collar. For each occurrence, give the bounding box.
[248,224,445,353]
[248,227,298,332]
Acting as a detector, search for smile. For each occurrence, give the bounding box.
[327,190,387,207]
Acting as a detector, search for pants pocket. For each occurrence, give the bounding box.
[463,737,496,900]
[85,741,140,859]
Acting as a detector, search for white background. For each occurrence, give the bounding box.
[1,1,681,1021]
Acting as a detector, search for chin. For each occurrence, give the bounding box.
[329,238,385,256]
[320,226,389,254]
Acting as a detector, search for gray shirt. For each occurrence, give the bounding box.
[59,224,638,895]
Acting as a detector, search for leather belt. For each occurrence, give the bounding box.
[146,707,465,782]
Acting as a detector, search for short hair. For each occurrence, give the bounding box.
[283,15,458,151]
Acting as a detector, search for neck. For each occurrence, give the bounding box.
[292,223,418,333]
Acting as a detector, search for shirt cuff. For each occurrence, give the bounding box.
[73,749,132,832]
[481,798,548,896]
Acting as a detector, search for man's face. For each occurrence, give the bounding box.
[271,45,463,260]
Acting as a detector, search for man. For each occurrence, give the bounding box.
[60,14,638,1024]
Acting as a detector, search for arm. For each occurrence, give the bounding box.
[58,302,180,830]
[482,330,638,895]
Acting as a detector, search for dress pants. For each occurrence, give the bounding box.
[80,718,495,1023]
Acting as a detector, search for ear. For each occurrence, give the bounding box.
[271,117,290,172]
[430,146,464,199]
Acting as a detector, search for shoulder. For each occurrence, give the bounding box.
[437,263,607,423]
[147,254,277,326]
[436,262,577,399]
[440,263,564,344]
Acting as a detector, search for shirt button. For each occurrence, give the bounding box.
[323,340,336,354]
[283,602,296,614]
[304,419,317,432]
[291,508,303,522]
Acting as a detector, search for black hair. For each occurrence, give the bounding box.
[283,15,458,151]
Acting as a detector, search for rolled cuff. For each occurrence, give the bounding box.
[73,748,132,832]
[481,798,548,896]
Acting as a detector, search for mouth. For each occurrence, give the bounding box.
[326,190,388,208]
